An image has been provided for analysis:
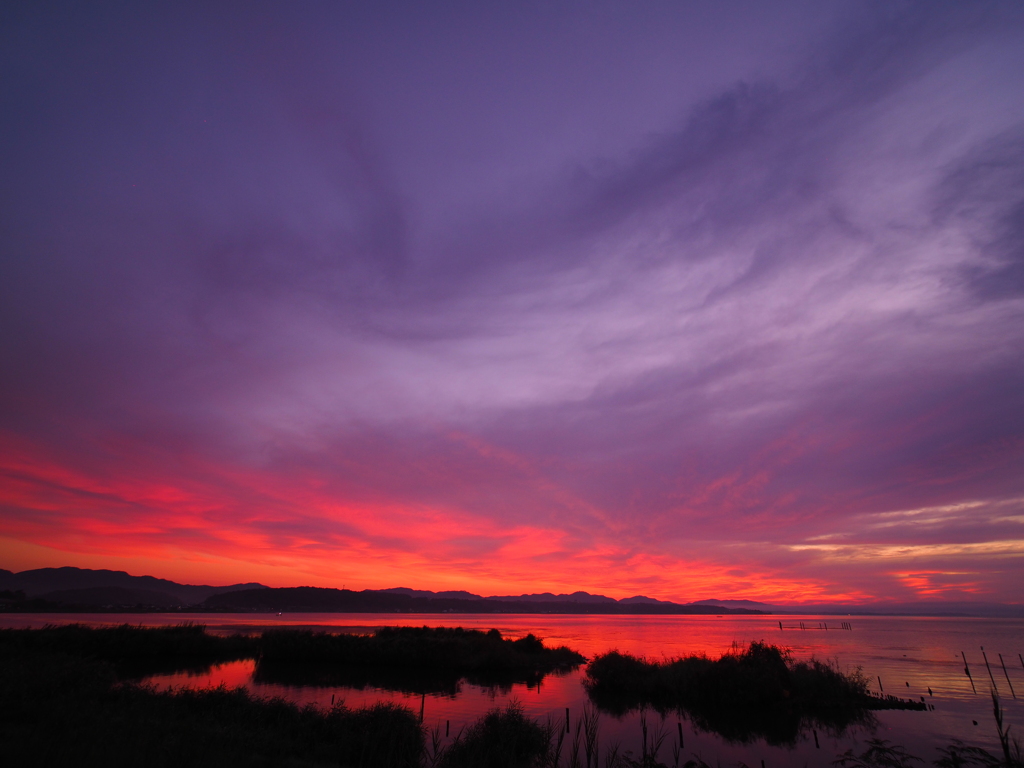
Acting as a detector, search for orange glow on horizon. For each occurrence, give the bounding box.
[1,431,1018,604]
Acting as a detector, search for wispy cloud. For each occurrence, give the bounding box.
[1,2,1023,602]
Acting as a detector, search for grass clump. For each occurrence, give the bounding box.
[256,626,585,693]
[260,625,584,670]
[585,641,885,745]
[434,701,553,768]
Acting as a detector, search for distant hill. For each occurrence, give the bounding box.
[382,587,664,605]
[381,587,483,601]
[692,598,776,611]
[487,591,617,604]
[202,587,764,615]
[6,567,1016,617]
[0,567,266,606]
[37,586,186,608]
[620,595,672,605]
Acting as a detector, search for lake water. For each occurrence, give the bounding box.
[5,612,1022,766]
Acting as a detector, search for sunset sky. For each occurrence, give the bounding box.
[2,2,1023,604]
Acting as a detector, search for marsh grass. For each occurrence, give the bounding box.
[255,626,585,692]
[436,701,553,768]
[2,642,1018,768]
[0,622,257,677]
[5,626,1012,768]
[0,649,423,768]
[259,625,584,670]
[585,642,889,744]
[0,623,584,688]
[833,739,923,767]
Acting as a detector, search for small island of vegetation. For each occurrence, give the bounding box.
[256,625,586,693]
[585,641,925,745]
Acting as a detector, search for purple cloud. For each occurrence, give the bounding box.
[1,1,1023,602]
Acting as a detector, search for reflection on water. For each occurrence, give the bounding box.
[585,676,877,747]
[6,612,1022,766]
[252,658,572,697]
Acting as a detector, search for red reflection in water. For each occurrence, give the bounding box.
[152,658,257,690]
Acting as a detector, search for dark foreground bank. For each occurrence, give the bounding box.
[0,649,424,768]
[2,626,1019,767]
[3,649,1020,768]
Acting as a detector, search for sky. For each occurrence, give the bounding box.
[2,1,1023,604]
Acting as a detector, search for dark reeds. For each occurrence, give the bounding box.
[3,635,1020,768]
[260,625,584,670]
[0,623,584,687]
[0,622,257,677]
[584,641,901,745]
[435,701,553,768]
[833,738,923,767]
[0,649,423,768]
[255,626,585,693]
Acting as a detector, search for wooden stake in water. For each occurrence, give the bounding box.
[878,676,884,693]
[962,652,977,694]
[677,721,683,748]
[419,693,425,723]
[446,719,449,737]
[981,647,999,693]
[999,654,1016,699]
[566,707,570,734]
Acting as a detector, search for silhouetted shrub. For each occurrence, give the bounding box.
[438,701,551,768]
[585,642,887,745]
[261,626,582,668]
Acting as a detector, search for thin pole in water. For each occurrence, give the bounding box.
[678,721,683,749]
[962,652,977,694]
[566,707,570,734]
[878,676,884,693]
[999,654,1016,699]
[446,720,449,737]
[981,647,998,693]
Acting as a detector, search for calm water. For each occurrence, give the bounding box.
[5,612,1022,766]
